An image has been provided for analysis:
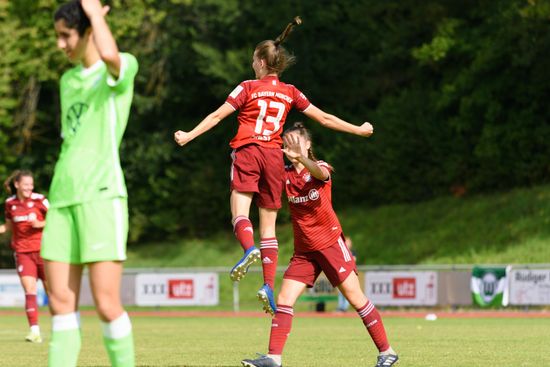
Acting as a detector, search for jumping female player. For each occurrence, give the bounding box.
[174,18,373,316]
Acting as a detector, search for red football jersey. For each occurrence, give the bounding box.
[4,193,48,253]
[284,161,342,252]
[225,75,311,149]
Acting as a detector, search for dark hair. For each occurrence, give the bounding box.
[255,16,302,76]
[54,1,91,36]
[4,170,33,196]
[284,122,318,161]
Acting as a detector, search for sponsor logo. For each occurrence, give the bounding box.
[366,319,378,328]
[244,226,253,233]
[338,267,346,273]
[288,189,320,204]
[370,282,391,295]
[168,279,194,299]
[13,215,30,223]
[90,243,107,251]
[262,257,273,264]
[308,189,319,201]
[393,278,416,299]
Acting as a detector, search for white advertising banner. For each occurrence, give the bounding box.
[365,271,438,306]
[135,273,218,306]
[509,269,550,305]
[0,274,47,307]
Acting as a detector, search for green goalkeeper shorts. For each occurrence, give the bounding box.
[41,198,128,264]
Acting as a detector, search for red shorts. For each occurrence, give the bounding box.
[230,144,284,209]
[14,251,45,281]
[284,236,357,287]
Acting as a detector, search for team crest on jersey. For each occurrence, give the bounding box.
[67,102,89,135]
[308,189,320,201]
[303,173,311,182]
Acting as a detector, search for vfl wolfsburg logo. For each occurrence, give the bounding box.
[67,102,88,135]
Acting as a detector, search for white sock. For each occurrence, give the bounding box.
[30,325,40,334]
[381,346,396,355]
[267,354,282,366]
[52,311,80,331]
[101,312,132,339]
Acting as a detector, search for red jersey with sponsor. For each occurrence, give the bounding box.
[225,75,311,149]
[4,193,48,253]
[285,161,342,252]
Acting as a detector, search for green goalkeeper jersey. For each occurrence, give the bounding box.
[48,52,138,208]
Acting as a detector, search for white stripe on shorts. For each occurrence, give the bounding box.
[230,149,236,183]
[113,199,125,260]
[338,237,351,262]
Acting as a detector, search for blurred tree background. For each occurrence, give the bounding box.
[1,0,550,262]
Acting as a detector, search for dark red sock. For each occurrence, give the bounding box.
[25,294,38,327]
[268,304,293,355]
[260,238,278,289]
[233,216,255,251]
[356,300,390,352]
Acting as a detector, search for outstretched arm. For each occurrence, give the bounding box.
[283,134,330,181]
[303,105,373,137]
[81,0,121,77]
[174,103,235,146]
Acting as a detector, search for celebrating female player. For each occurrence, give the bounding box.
[174,17,373,315]
[40,1,138,366]
[0,170,48,343]
[241,123,398,367]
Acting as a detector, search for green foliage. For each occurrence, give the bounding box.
[1,0,549,249]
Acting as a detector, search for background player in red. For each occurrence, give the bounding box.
[174,18,373,315]
[241,123,398,367]
[0,170,49,343]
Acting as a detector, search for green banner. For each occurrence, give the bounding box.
[471,266,509,307]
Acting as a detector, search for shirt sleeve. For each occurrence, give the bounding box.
[106,52,139,94]
[225,82,248,110]
[317,161,332,182]
[291,85,311,112]
[38,197,49,215]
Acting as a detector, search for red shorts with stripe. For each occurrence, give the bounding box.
[230,144,284,209]
[283,235,357,287]
[14,251,45,280]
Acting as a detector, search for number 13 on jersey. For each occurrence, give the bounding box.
[255,100,285,136]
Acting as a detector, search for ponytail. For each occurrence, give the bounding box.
[3,170,33,196]
[274,16,302,47]
[255,16,302,76]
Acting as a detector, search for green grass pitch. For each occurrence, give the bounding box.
[1,313,549,366]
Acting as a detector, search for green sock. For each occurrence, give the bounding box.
[102,312,135,367]
[49,312,81,367]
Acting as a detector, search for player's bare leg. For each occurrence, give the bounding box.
[257,207,278,315]
[89,261,134,367]
[230,190,260,281]
[242,279,305,367]
[338,273,398,366]
[45,260,83,366]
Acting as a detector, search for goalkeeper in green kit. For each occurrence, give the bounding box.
[41,1,138,366]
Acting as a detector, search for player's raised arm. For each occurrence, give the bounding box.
[282,133,329,181]
[302,105,373,137]
[81,0,120,77]
[174,103,235,147]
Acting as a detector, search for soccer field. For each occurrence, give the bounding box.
[1,312,549,367]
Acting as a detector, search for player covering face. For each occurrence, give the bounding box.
[41,1,138,366]
[174,17,373,316]
[1,171,49,344]
[241,123,399,367]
